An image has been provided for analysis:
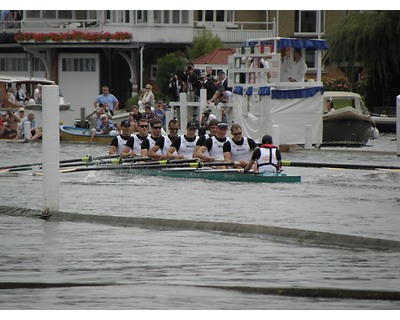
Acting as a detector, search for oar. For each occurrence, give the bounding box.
[282,160,400,171]
[53,161,236,174]
[0,154,120,171]
[125,158,198,166]
[0,155,151,173]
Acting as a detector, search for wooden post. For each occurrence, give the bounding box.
[80,107,86,128]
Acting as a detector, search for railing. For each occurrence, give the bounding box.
[193,21,276,44]
[1,19,102,33]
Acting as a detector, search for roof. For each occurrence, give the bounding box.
[192,48,236,65]
[323,91,361,99]
[0,75,55,84]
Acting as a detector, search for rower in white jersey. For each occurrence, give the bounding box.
[166,121,199,159]
[148,119,180,160]
[109,120,133,155]
[223,123,258,168]
[195,121,229,162]
[120,118,149,158]
[140,117,163,158]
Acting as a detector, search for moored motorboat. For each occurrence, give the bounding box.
[322,91,377,146]
[0,75,72,127]
[60,125,114,144]
[126,167,301,183]
[370,114,397,133]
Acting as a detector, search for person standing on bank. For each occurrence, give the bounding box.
[93,85,119,116]
[243,135,282,173]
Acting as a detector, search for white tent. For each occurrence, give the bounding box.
[232,86,323,145]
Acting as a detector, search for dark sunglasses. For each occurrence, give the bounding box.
[152,126,162,130]
[169,128,179,131]
[139,125,148,128]
[233,132,242,136]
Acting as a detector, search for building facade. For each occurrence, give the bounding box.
[0,10,345,115]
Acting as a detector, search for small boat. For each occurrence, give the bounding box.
[0,75,71,127]
[0,75,71,110]
[60,125,114,144]
[370,113,397,133]
[322,91,377,146]
[127,167,301,183]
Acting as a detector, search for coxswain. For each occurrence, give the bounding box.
[243,135,282,173]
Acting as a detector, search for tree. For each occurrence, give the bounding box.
[187,29,221,61]
[327,11,400,109]
[155,52,186,99]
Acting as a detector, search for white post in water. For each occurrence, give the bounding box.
[42,85,60,213]
[305,125,313,149]
[397,95,400,156]
[23,121,31,140]
[179,92,188,131]
[272,124,280,147]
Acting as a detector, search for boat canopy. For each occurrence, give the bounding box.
[276,38,328,50]
[246,37,328,51]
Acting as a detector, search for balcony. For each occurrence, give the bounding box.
[2,18,276,46]
[193,21,276,45]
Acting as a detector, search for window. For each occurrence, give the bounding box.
[154,10,162,24]
[181,11,188,24]
[164,11,169,24]
[106,11,131,23]
[150,65,158,80]
[0,57,27,72]
[33,58,45,72]
[172,10,180,24]
[295,10,325,34]
[62,58,96,72]
[137,10,148,23]
[26,11,40,18]
[216,10,224,22]
[197,10,234,23]
[26,10,73,20]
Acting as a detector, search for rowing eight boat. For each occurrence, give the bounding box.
[126,167,301,183]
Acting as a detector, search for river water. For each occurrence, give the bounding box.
[0,133,399,310]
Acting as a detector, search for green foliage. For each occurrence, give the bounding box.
[328,11,400,89]
[155,52,187,97]
[187,29,221,60]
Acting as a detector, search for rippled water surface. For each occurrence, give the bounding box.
[1,133,399,309]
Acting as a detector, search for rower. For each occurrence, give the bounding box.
[148,119,180,160]
[120,118,149,158]
[195,121,229,162]
[223,123,258,168]
[243,134,282,173]
[166,121,199,159]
